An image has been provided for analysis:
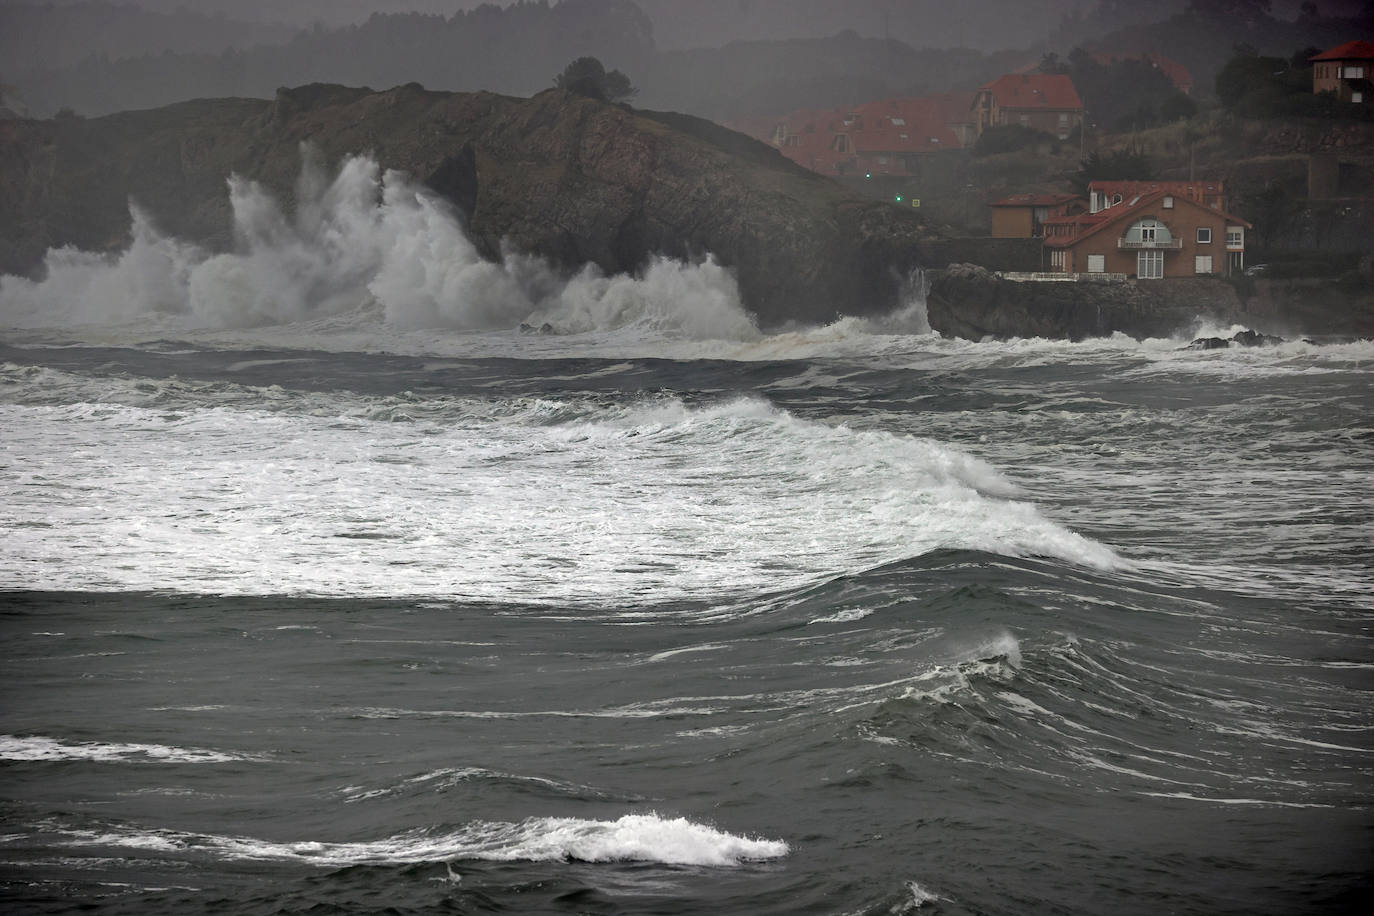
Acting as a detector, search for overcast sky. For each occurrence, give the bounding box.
[10,0,1372,36]
[15,0,1374,26]
[12,0,497,28]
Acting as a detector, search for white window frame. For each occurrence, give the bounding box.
[1194,255,1213,274]
[1138,250,1164,279]
[1087,254,1105,274]
[1196,227,1212,244]
[1355,91,1365,104]
[1226,227,1244,249]
[1163,196,1174,208]
[1140,225,1157,243]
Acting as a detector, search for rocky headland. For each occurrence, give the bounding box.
[0,83,933,329]
[1,83,1370,338]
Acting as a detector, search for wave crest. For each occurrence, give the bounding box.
[1,149,760,342]
[58,813,788,868]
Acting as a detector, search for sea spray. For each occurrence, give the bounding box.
[0,151,760,341]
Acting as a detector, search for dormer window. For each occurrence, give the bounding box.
[1125,218,1173,248]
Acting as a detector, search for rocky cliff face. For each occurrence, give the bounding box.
[0,84,933,328]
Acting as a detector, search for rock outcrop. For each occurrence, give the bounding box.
[0,83,934,328]
[925,265,1247,340]
[1183,329,1286,350]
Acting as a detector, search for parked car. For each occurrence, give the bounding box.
[1243,263,1268,276]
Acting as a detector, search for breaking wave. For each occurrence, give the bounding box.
[57,813,788,867]
[0,734,261,763]
[0,150,760,342]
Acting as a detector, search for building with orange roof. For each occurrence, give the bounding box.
[1086,180,1224,213]
[1043,181,1251,278]
[973,73,1084,139]
[1311,40,1374,104]
[988,192,1084,238]
[728,93,974,179]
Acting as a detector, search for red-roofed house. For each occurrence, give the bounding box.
[989,192,1084,238]
[1086,180,1224,214]
[846,97,964,176]
[1043,181,1251,278]
[728,93,974,179]
[973,74,1084,139]
[1311,40,1374,104]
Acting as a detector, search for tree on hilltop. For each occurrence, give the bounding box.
[1072,146,1155,195]
[554,56,637,104]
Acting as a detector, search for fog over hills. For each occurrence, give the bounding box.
[2,0,1371,120]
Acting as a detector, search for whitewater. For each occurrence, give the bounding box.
[1,155,1370,914]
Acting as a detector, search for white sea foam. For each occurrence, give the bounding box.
[0,388,1122,602]
[0,735,259,763]
[903,879,944,908]
[60,814,788,867]
[0,150,758,343]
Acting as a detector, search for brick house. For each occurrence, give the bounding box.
[729,93,973,178]
[1310,40,1374,104]
[1042,181,1251,278]
[988,192,1084,238]
[972,74,1084,139]
[1087,180,1224,213]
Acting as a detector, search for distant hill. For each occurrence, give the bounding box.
[8,0,656,118]
[634,0,1104,54]
[642,33,1025,123]
[0,1,293,73]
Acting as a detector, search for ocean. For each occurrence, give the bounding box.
[1,156,1371,914]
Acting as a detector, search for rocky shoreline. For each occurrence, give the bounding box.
[0,83,930,329]
[2,84,1370,340]
[925,264,1374,341]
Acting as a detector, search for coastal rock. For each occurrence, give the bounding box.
[1183,329,1286,350]
[926,267,1246,340]
[0,84,933,328]
[1185,337,1230,350]
[1230,329,1285,347]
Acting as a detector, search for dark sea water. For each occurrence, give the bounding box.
[2,335,1371,916]
[2,156,1372,913]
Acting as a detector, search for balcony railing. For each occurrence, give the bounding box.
[1118,238,1183,249]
